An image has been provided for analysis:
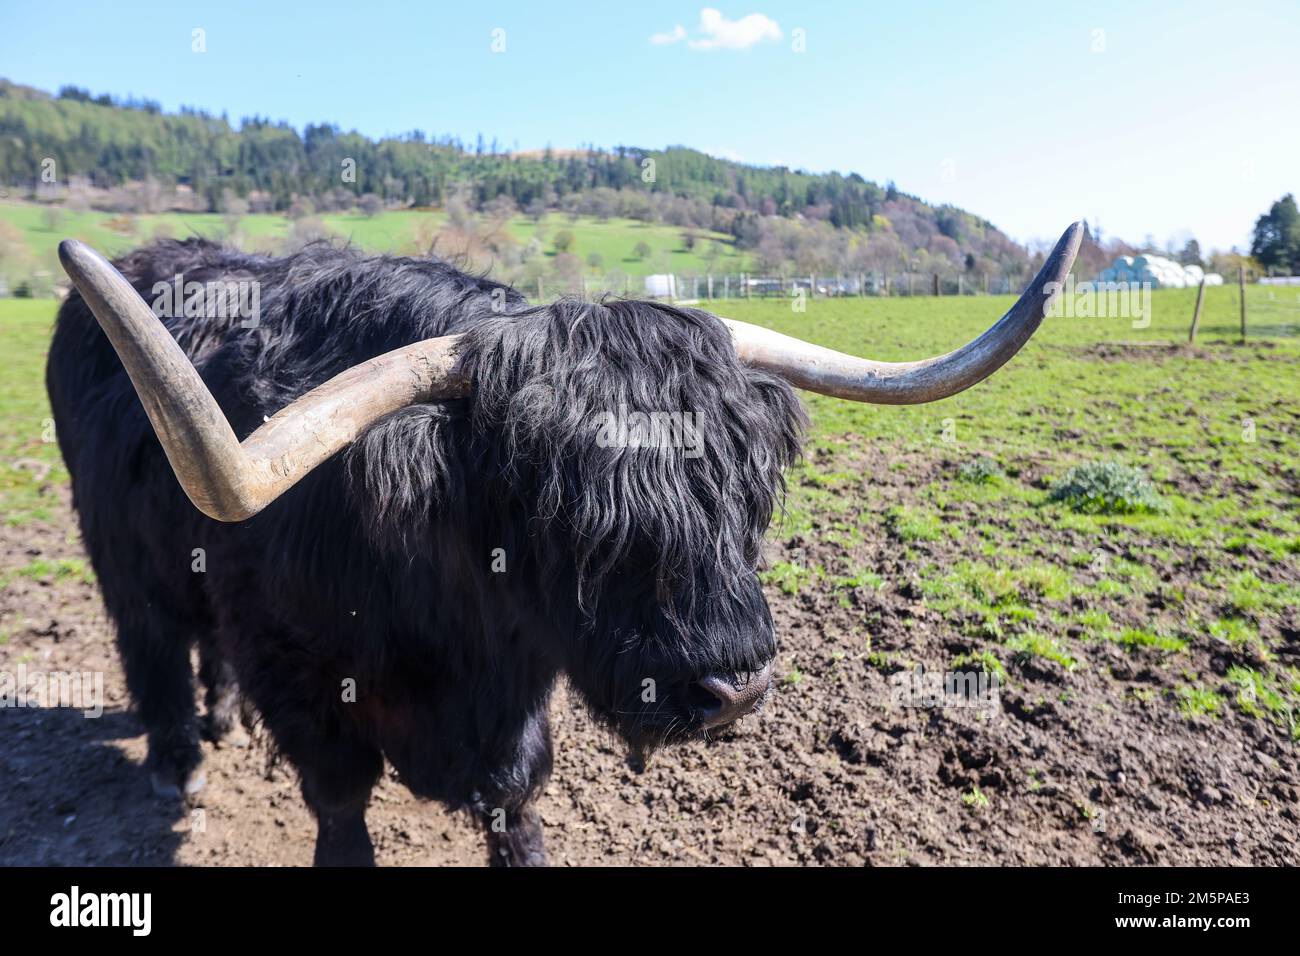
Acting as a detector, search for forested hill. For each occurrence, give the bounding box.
[0,79,1031,274]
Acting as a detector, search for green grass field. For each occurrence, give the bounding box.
[2,282,1298,731]
[0,200,749,280]
[1,298,68,524]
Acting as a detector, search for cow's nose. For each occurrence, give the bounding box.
[692,663,773,728]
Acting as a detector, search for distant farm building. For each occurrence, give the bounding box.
[1099,255,1223,288]
[643,274,678,299]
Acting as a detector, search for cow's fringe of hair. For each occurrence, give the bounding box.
[347,296,806,619]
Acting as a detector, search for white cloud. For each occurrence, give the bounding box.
[649,9,782,52]
[702,146,745,162]
[650,24,687,45]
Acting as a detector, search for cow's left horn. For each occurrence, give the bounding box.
[57,240,469,522]
[722,221,1083,404]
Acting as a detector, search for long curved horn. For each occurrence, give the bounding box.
[59,222,1080,521]
[722,220,1083,404]
[57,240,468,522]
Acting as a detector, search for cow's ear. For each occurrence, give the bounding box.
[344,404,461,554]
[733,369,808,478]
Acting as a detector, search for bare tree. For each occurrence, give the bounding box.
[220,188,250,237]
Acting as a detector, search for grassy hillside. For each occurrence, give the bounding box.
[0,200,751,279]
[0,78,984,242]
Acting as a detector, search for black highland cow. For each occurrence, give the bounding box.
[47,225,1079,865]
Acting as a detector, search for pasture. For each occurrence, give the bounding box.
[1,282,1297,864]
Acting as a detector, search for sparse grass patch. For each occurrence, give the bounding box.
[865,650,901,674]
[831,567,887,591]
[1225,667,1296,734]
[1177,684,1222,718]
[950,649,1008,680]
[760,561,821,596]
[1006,632,1079,671]
[1073,608,1113,638]
[1204,616,1260,649]
[2,556,94,588]
[884,505,944,543]
[1113,627,1187,654]
[1015,564,1075,601]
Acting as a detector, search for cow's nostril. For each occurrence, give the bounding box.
[686,680,725,717]
[691,663,773,729]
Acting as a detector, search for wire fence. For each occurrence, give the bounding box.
[528,270,1033,302]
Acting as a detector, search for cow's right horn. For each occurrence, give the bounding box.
[58,240,470,522]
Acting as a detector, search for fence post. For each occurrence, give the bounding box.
[724,275,730,298]
[1238,265,1247,342]
[1188,277,1207,343]
[933,273,940,296]
[707,274,713,300]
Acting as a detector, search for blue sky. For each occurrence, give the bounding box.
[2,1,1296,251]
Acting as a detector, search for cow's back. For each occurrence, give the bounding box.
[45,237,525,634]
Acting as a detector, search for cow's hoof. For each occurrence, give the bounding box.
[151,769,207,800]
[625,749,648,774]
[208,721,252,749]
[222,727,252,748]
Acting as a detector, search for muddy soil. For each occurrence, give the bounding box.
[2,484,1297,866]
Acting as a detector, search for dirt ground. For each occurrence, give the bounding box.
[2,481,1297,867]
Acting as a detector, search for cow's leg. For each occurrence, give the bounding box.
[479,805,548,867]
[197,633,249,747]
[257,696,382,865]
[473,706,553,867]
[217,610,383,866]
[90,533,210,801]
[115,618,205,799]
[299,738,383,867]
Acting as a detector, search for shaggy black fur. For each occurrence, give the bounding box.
[46,239,805,865]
